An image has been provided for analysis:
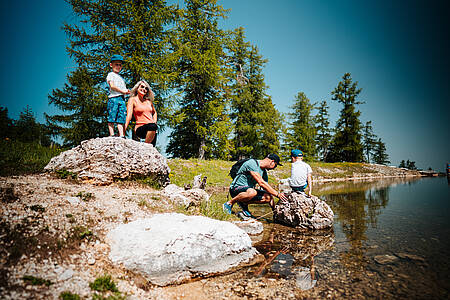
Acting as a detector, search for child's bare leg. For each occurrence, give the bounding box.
[117,124,125,137]
[108,123,115,136]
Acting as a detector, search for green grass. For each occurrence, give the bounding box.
[22,275,52,287]
[59,291,81,300]
[89,275,119,292]
[0,140,63,176]
[167,158,234,187]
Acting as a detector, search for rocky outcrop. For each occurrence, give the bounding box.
[106,213,258,286]
[44,137,170,185]
[273,192,334,230]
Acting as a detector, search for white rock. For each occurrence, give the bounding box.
[45,137,170,185]
[66,197,81,205]
[106,213,257,286]
[232,219,264,235]
[59,268,74,281]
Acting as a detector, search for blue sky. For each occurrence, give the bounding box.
[1,0,449,171]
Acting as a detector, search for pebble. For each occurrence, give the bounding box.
[60,268,74,281]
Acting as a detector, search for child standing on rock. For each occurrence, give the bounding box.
[106,54,130,137]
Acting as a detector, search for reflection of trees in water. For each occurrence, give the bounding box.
[254,224,335,279]
[366,187,389,227]
[322,184,390,271]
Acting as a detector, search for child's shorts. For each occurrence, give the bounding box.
[107,95,126,123]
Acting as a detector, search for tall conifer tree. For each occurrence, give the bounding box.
[373,138,390,165]
[314,100,332,161]
[226,27,282,159]
[286,92,316,159]
[167,0,232,159]
[362,121,377,163]
[47,0,177,146]
[327,73,364,162]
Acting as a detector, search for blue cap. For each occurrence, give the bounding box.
[110,54,124,62]
[291,149,303,157]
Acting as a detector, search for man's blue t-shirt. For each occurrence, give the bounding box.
[230,159,268,189]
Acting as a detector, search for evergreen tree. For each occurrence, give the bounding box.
[372,138,390,165]
[47,0,177,146]
[167,0,233,159]
[362,121,377,163]
[286,92,316,159]
[399,160,406,168]
[0,106,13,139]
[326,73,364,162]
[314,100,332,161]
[406,159,417,170]
[15,106,52,146]
[226,27,282,159]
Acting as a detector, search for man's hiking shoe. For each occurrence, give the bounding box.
[223,202,233,214]
[237,202,253,218]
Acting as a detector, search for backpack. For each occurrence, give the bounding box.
[229,158,254,179]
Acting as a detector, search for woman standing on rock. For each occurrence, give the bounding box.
[124,80,158,147]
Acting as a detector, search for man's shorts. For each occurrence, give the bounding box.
[291,183,308,193]
[107,95,126,123]
[229,186,266,201]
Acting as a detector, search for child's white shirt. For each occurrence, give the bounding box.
[289,160,312,187]
[106,72,127,98]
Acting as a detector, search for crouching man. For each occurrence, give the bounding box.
[223,154,288,217]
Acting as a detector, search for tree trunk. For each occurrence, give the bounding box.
[198,138,206,160]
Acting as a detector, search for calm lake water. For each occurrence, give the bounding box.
[249,177,450,299]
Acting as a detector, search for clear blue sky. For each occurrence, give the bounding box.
[1,0,449,171]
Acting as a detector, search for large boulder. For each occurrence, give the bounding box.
[44,137,170,185]
[273,192,334,230]
[106,213,258,286]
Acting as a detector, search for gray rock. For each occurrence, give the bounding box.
[59,268,74,281]
[44,137,170,185]
[273,192,334,230]
[232,219,264,236]
[106,213,258,286]
[374,254,398,265]
[396,253,425,263]
[162,184,209,208]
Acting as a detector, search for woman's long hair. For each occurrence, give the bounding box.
[130,80,154,101]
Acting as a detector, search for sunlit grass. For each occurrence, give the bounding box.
[0,140,63,176]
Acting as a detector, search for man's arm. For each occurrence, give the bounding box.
[249,171,288,200]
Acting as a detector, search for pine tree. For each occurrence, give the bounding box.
[15,106,52,146]
[314,100,332,161]
[226,27,282,159]
[0,106,13,139]
[47,0,177,146]
[372,138,390,165]
[399,160,406,168]
[362,121,377,163]
[406,159,417,170]
[327,73,364,162]
[286,92,316,159]
[167,0,233,159]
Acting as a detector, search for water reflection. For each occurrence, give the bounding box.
[253,223,334,290]
[243,177,448,298]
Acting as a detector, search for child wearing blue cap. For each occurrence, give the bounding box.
[106,54,130,137]
[289,149,313,197]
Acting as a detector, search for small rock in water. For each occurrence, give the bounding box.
[396,253,425,263]
[374,255,398,265]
